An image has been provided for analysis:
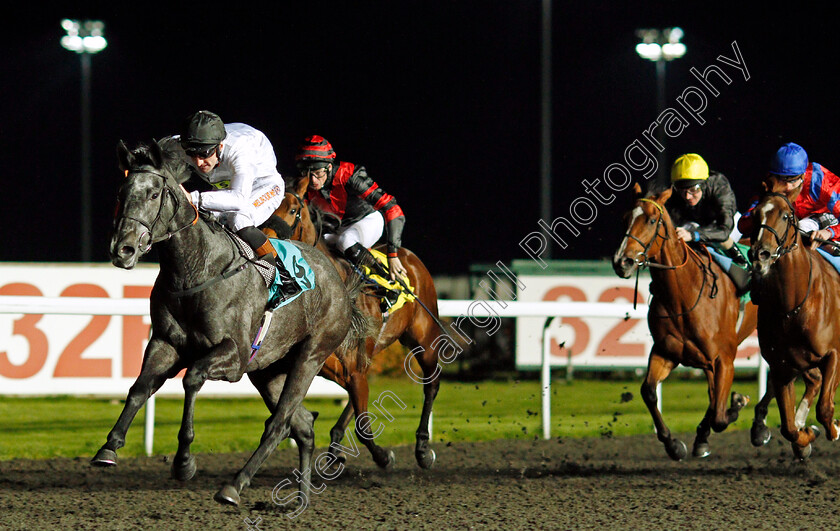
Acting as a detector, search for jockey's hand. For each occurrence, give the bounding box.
[675,227,693,242]
[388,256,408,283]
[809,229,833,249]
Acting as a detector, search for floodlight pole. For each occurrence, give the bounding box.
[61,19,107,262]
[635,28,686,192]
[80,52,93,262]
[540,0,552,259]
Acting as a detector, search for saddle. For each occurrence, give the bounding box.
[332,247,415,314]
[228,232,314,309]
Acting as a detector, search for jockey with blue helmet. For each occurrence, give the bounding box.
[738,142,840,248]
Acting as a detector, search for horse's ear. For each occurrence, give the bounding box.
[117,140,133,174]
[148,140,164,168]
[632,182,643,197]
[295,175,309,196]
[658,185,673,204]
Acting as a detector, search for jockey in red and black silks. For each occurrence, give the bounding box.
[295,135,408,281]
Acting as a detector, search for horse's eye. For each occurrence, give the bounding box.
[151,192,160,200]
[648,218,656,225]
[291,208,297,214]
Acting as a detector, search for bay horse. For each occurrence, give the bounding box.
[613,183,755,460]
[262,175,442,470]
[749,183,840,459]
[91,140,371,507]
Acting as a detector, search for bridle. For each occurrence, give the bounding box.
[285,190,324,246]
[755,191,813,318]
[755,192,800,262]
[623,197,715,315]
[116,168,198,254]
[623,198,689,271]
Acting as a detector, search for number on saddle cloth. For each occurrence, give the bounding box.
[266,239,316,308]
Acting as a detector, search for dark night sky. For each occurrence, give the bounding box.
[3,3,840,275]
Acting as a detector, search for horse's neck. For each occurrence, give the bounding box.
[158,218,234,284]
[769,247,812,310]
[649,236,695,290]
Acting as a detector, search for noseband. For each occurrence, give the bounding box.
[285,191,323,246]
[755,191,813,318]
[117,169,198,253]
[755,192,799,262]
[623,198,686,270]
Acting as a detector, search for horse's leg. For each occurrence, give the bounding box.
[773,369,821,459]
[345,370,395,469]
[751,378,775,446]
[694,355,748,458]
[640,351,686,460]
[172,338,243,481]
[91,338,181,466]
[815,351,840,441]
[318,356,353,468]
[796,368,823,428]
[215,342,327,506]
[404,317,441,469]
[246,369,321,514]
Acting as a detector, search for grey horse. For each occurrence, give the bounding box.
[91,140,371,507]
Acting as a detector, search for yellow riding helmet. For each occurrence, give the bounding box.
[671,154,709,187]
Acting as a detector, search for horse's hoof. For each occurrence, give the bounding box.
[214,485,240,506]
[692,442,711,459]
[171,455,197,481]
[793,443,813,461]
[91,448,118,467]
[416,448,436,469]
[731,392,750,410]
[750,423,772,447]
[665,439,688,461]
[374,448,396,469]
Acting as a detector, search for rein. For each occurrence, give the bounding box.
[118,168,250,298]
[626,198,716,317]
[757,192,813,319]
[119,169,199,253]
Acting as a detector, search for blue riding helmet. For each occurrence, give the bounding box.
[770,142,809,177]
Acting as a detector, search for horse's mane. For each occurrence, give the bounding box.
[126,138,191,185]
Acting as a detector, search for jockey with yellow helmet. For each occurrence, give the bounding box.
[295,135,408,282]
[666,153,750,292]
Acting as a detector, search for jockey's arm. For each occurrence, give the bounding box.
[348,166,408,280]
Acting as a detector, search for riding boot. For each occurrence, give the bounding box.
[237,227,301,299]
[344,243,391,279]
[728,264,752,296]
[344,243,399,312]
[722,244,749,268]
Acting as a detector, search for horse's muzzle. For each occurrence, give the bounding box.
[612,255,636,279]
[110,221,149,269]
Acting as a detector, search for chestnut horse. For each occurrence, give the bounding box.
[749,185,840,459]
[613,183,756,460]
[263,175,442,470]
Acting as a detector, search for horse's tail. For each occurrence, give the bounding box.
[335,274,376,376]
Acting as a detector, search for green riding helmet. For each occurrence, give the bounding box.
[180,111,226,155]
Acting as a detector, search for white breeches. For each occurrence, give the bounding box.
[215,180,285,232]
[324,211,385,252]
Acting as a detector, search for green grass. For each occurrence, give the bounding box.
[0,376,800,460]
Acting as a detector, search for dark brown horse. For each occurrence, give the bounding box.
[749,183,840,459]
[613,183,756,459]
[263,175,442,470]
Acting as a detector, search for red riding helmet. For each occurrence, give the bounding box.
[296,135,336,170]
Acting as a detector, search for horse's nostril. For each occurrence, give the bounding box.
[120,246,135,258]
[758,249,771,261]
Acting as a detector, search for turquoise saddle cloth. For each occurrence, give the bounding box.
[267,239,315,308]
